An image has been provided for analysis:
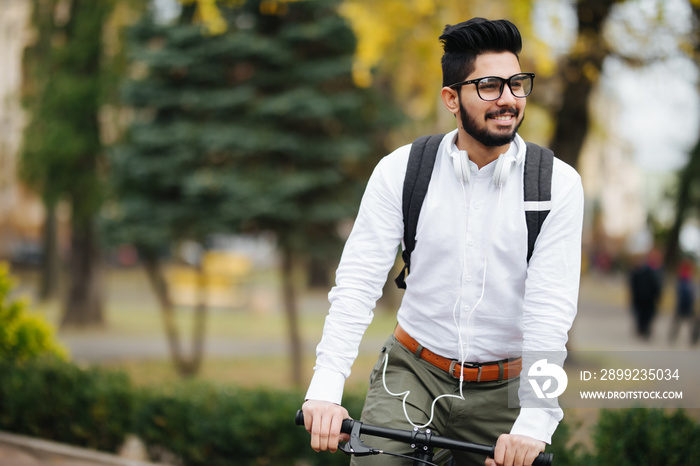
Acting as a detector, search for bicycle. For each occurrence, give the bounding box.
[295,410,553,466]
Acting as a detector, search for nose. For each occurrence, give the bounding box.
[496,83,518,106]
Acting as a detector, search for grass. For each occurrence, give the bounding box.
[97,352,385,393]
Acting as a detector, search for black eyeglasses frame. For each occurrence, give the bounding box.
[448,72,536,101]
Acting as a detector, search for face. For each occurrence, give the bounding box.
[455,52,526,148]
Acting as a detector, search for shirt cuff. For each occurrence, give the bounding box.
[304,367,346,405]
[509,408,560,444]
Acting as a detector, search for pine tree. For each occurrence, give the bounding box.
[108,0,398,380]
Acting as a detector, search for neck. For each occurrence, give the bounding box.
[455,129,511,168]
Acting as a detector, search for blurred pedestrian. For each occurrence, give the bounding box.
[629,250,662,340]
[669,258,697,345]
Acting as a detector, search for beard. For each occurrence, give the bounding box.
[459,99,523,147]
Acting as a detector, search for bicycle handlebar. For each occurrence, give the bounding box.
[295,410,552,466]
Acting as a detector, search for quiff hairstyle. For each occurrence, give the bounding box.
[439,18,522,88]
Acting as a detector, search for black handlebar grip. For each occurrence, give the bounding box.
[533,452,553,466]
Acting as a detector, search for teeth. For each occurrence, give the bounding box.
[493,115,512,120]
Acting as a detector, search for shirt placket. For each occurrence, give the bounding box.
[458,164,492,360]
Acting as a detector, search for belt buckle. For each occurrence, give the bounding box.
[450,361,482,381]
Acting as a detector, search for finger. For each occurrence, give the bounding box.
[503,442,516,466]
[319,413,332,452]
[309,412,327,452]
[493,435,507,465]
[328,413,345,452]
[524,448,543,466]
[309,416,321,452]
[513,447,527,466]
[302,408,313,434]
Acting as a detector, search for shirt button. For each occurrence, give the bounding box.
[463,305,471,312]
[468,239,475,246]
[466,276,472,282]
[470,165,477,173]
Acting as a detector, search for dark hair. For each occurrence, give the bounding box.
[439,18,522,87]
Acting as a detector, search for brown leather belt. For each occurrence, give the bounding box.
[394,325,521,382]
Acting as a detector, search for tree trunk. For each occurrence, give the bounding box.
[39,203,60,301]
[142,253,189,377]
[61,216,104,327]
[549,0,619,169]
[141,252,207,378]
[281,246,303,388]
[189,263,208,376]
[307,256,332,289]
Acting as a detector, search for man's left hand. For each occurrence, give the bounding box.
[485,434,545,466]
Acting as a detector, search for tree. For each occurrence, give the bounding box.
[548,0,621,169]
[665,0,700,266]
[107,0,396,382]
[21,0,119,327]
[20,0,62,302]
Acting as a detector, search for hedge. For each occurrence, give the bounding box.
[1,358,699,465]
[0,358,363,465]
[588,407,700,466]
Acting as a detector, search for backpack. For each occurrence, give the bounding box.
[394,134,554,289]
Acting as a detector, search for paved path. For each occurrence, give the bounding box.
[57,273,699,359]
[0,431,158,466]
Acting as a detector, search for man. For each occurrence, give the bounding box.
[302,18,583,466]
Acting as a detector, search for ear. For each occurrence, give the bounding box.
[441,87,460,116]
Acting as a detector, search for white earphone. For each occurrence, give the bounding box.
[451,150,517,186]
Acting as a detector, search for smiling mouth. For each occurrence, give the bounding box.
[487,108,518,124]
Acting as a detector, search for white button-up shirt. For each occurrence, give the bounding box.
[306,129,584,442]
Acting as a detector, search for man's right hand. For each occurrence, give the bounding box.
[301,399,351,453]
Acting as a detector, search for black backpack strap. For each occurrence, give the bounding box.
[394,134,444,289]
[523,142,554,263]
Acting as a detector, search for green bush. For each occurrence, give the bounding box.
[133,381,365,466]
[0,357,134,452]
[0,262,67,362]
[16,357,699,466]
[547,415,587,466]
[0,357,365,465]
[588,408,700,466]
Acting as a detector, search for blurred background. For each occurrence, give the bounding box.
[1,0,700,465]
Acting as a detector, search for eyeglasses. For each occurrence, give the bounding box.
[449,73,535,101]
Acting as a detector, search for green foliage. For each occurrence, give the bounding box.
[588,408,700,466]
[0,263,66,362]
[106,0,399,256]
[546,414,588,466]
[21,0,116,216]
[0,357,365,465]
[4,357,700,466]
[133,382,363,466]
[0,358,132,452]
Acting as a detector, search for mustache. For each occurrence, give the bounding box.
[485,107,519,119]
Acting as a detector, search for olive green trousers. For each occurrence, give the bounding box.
[349,335,520,466]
